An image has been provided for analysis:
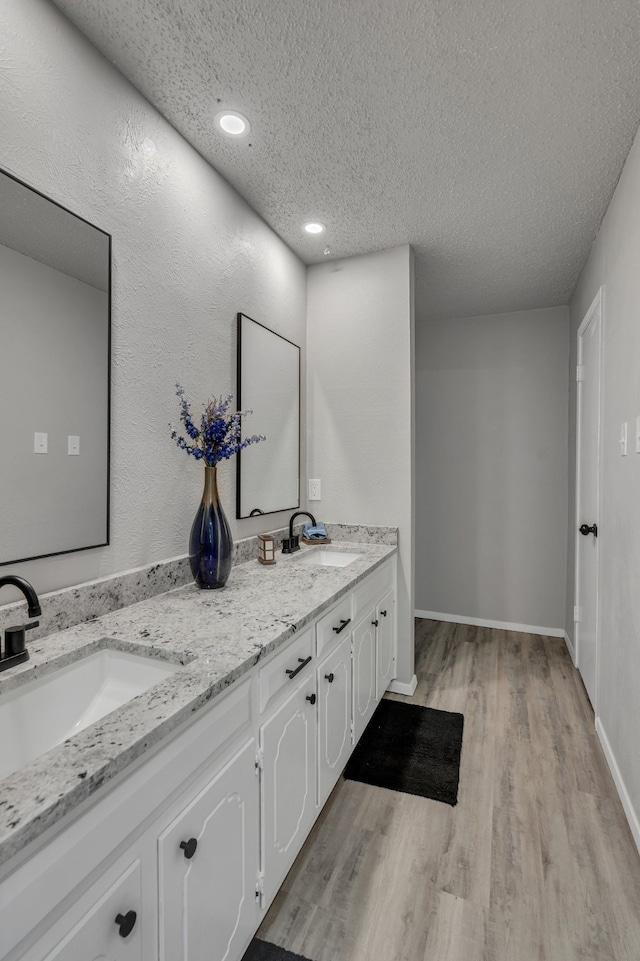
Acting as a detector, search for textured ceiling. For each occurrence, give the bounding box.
[52,0,640,321]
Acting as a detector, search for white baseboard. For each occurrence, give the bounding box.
[387,674,418,696]
[563,630,576,665]
[596,717,640,857]
[415,609,566,639]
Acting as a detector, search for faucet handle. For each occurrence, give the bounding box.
[3,621,38,658]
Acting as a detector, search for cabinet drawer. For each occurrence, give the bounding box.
[259,628,314,714]
[316,595,353,659]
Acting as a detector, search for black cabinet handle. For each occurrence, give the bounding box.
[286,656,312,679]
[306,693,317,705]
[372,619,379,628]
[332,618,351,635]
[180,837,198,859]
[579,523,598,537]
[115,910,137,938]
[324,672,334,683]
[380,610,387,617]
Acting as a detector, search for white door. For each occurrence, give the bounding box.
[376,589,396,699]
[158,739,259,961]
[317,632,352,806]
[575,288,602,709]
[352,609,377,744]
[260,676,317,907]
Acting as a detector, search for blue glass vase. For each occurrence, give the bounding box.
[189,465,233,589]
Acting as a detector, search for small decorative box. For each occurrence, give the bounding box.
[257,533,276,565]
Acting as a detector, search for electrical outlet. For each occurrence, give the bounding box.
[68,435,80,455]
[636,416,640,454]
[34,432,48,454]
[308,479,322,501]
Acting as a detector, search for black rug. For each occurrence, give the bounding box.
[242,940,311,961]
[343,699,464,805]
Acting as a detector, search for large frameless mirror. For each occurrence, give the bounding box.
[0,169,111,566]
[236,313,300,518]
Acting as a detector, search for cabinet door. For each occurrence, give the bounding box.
[376,588,396,699]
[317,633,352,807]
[352,608,377,744]
[158,738,259,961]
[40,860,142,961]
[261,676,317,907]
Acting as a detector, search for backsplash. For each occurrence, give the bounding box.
[0,523,398,642]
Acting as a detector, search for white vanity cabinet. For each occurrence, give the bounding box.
[259,674,317,907]
[317,632,352,807]
[18,851,149,961]
[1,554,397,961]
[351,608,378,744]
[376,589,396,699]
[157,738,260,961]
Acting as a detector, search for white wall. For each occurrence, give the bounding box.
[415,307,570,631]
[567,122,640,846]
[307,245,415,685]
[0,0,307,599]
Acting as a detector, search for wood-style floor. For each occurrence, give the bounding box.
[257,619,640,961]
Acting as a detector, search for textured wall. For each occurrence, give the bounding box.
[0,0,307,598]
[307,246,415,684]
[415,307,570,630]
[568,122,640,837]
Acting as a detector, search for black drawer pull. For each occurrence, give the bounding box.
[115,910,137,938]
[332,618,351,635]
[324,672,334,683]
[180,837,198,859]
[306,693,317,705]
[381,610,387,617]
[286,655,312,679]
[372,619,379,628]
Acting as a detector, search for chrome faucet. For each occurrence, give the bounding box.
[282,511,317,554]
[0,575,41,673]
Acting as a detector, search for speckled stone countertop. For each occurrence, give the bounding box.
[0,542,395,869]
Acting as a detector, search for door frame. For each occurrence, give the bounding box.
[574,286,603,712]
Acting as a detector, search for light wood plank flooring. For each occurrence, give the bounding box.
[257,619,640,961]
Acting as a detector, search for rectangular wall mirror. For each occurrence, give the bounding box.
[236,313,300,518]
[0,169,111,566]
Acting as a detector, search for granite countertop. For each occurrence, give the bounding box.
[0,541,396,868]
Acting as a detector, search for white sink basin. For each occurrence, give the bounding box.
[0,648,179,781]
[297,550,361,567]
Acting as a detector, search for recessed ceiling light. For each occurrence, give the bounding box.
[304,222,325,234]
[214,111,250,137]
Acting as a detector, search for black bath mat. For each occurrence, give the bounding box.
[343,699,464,805]
[242,940,312,961]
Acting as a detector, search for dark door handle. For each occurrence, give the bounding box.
[579,523,598,537]
[180,837,198,859]
[332,618,351,634]
[380,610,387,617]
[286,656,312,679]
[372,619,379,628]
[115,910,137,938]
[324,672,334,683]
[306,693,316,705]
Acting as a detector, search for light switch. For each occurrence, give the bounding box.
[620,422,628,456]
[635,416,640,454]
[308,479,322,501]
[34,432,48,454]
[68,435,80,456]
